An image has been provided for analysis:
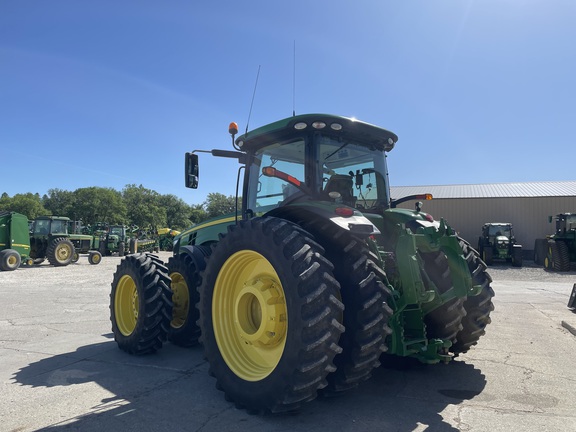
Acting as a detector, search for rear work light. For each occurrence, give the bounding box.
[335,207,355,217]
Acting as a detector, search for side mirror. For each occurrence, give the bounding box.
[185,152,199,189]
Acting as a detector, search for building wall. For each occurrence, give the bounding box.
[397,196,576,253]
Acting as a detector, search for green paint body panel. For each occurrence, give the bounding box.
[0,211,32,258]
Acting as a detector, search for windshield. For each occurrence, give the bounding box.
[319,136,389,210]
[110,226,124,236]
[488,225,511,237]
[247,139,306,213]
[246,135,389,214]
[33,219,50,235]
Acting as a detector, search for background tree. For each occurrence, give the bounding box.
[0,193,50,219]
[189,203,208,225]
[122,184,166,229]
[43,188,76,217]
[73,187,126,225]
[158,194,192,231]
[204,193,239,219]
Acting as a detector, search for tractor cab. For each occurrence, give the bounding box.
[555,213,576,234]
[31,216,70,237]
[187,114,397,217]
[478,222,522,267]
[242,128,395,216]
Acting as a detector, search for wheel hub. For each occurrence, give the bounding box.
[234,277,285,346]
[170,273,189,328]
[57,244,71,261]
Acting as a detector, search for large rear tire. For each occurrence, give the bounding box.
[482,248,493,265]
[198,217,344,413]
[46,238,75,267]
[0,249,21,271]
[511,247,523,268]
[451,239,495,355]
[301,220,393,394]
[110,253,172,355]
[420,250,466,344]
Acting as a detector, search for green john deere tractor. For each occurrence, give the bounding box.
[534,213,576,271]
[110,114,495,413]
[477,222,522,267]
[30,216,102,266]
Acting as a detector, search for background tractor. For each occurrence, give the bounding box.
[30,216,102,266]
[110,114,495,413]
[477,222,522,267]
[534,213,576,271]
[157,227,180,251]
[0,212,101,270]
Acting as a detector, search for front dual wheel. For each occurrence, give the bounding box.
[110,254,173,355]
[199,217,344,413]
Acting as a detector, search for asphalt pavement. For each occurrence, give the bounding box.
[1,253,576,432]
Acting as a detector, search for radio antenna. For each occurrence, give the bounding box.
[245,65,261,135]
[292,40,296,116]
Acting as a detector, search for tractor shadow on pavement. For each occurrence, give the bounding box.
[12,338,486,431]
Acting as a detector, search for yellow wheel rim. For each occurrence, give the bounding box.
[115,275,139,336]
[170,271,189,329]
[7,255,18,267]
[56,243,72,261]
[213,250,287,381]
[545,247,552,268]
[92,254,101,264]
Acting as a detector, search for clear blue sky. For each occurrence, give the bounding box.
[1,1,575,206]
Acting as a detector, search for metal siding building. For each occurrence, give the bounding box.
[390,181,576,254]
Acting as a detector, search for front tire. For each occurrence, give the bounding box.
[89,250,102,265]
[110,253,172,355]
[420,250,466,344]
[512,247,523,268]
[198,217,344,413]
[482,248,493,265]
[451,239,495,355]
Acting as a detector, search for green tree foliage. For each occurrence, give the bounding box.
[122,184,166,229]
[158,194,193,231]
[1,186,239,232]
[43,188,76,216]
[204,192,238,219]
[0,193,50,219]
[189,203,208,225]
[72,187,127,225]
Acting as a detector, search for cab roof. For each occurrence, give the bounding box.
[235,114,398,152]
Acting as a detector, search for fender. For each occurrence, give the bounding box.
[266,201,380,238]
[177,244,212,272]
